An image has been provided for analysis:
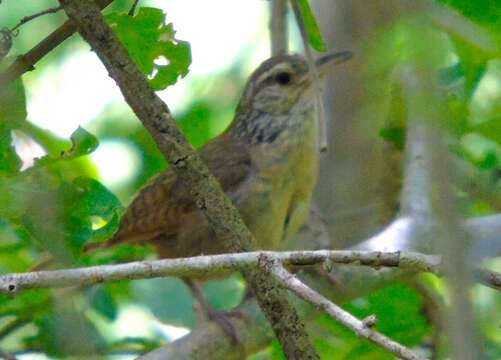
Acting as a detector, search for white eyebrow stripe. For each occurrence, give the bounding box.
[255,63,294,85]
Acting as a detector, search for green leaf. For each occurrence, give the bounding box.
[0,127,121,262]
[379,126,406,150]
[149,40,191,91]
[364,284,431,345]
[477,151,499,170]
[471,117,501,145]
[436,0,501,26]
[107,7,192,90]
[65,126,99,158]
[0,76,27,125]
[379,83,406,150]
[0,72,26,175]
[19,120,70,156]
[449,35,490,98]
[204,274,245,311]
[133,277,196,328]
[177,101,221,148]
[312,283,431,357]
[28,308,104,356]
[87,285,118,320]
[438,62,464,87]
[71,177,122,219]
[296,0,327,52]
[0,124,21,175]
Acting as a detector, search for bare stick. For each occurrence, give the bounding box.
[289,0,328,152]
[2,249,500,294]
[10,5,63,33]
[268,259,427,360]
[270,0,288,56]
[58,1,318,358]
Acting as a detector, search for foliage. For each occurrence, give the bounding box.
[0,0,500,358]
[0,5,192,355]
[106,6,191,90]
[296,0,327,52]
[254,283,431,359]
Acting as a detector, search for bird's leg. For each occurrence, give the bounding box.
[183,278,244,344]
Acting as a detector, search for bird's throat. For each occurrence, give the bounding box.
[230,102,317,146]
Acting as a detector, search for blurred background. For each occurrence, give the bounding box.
[0,0,500,358]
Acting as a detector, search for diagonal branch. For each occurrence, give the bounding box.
[267,258,427,360]
[57,0,317,358]
[118,209,501,359]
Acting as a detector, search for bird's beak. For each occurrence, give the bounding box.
[315,51,353,73]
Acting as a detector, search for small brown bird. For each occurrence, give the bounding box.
[91,52,351,339]
[104,51,351,258]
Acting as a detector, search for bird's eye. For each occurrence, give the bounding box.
[275,71,291,85]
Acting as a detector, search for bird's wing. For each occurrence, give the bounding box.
[104,132,253,256]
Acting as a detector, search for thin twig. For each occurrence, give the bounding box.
[267,259,427,360]
[270,0,288,56]
[10,5,63,33]
[289,0,328,152]
[0,0,114,88]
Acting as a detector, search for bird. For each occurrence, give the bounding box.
[103,51,351,256]
[89,51,352,339]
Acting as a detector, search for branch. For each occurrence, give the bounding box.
[399,116,434,218]
[400,66,479,359]
[268,259,427,360]
[289,0,328,151]
[58,1,317,358]
[467,214,501,261]
[0,0,114,88]
[138,266,408,359]
[2,250,500,295]
[134,209,501,358]
[270,0,288,56]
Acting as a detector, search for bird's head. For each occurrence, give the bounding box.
[237,51,352,115]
